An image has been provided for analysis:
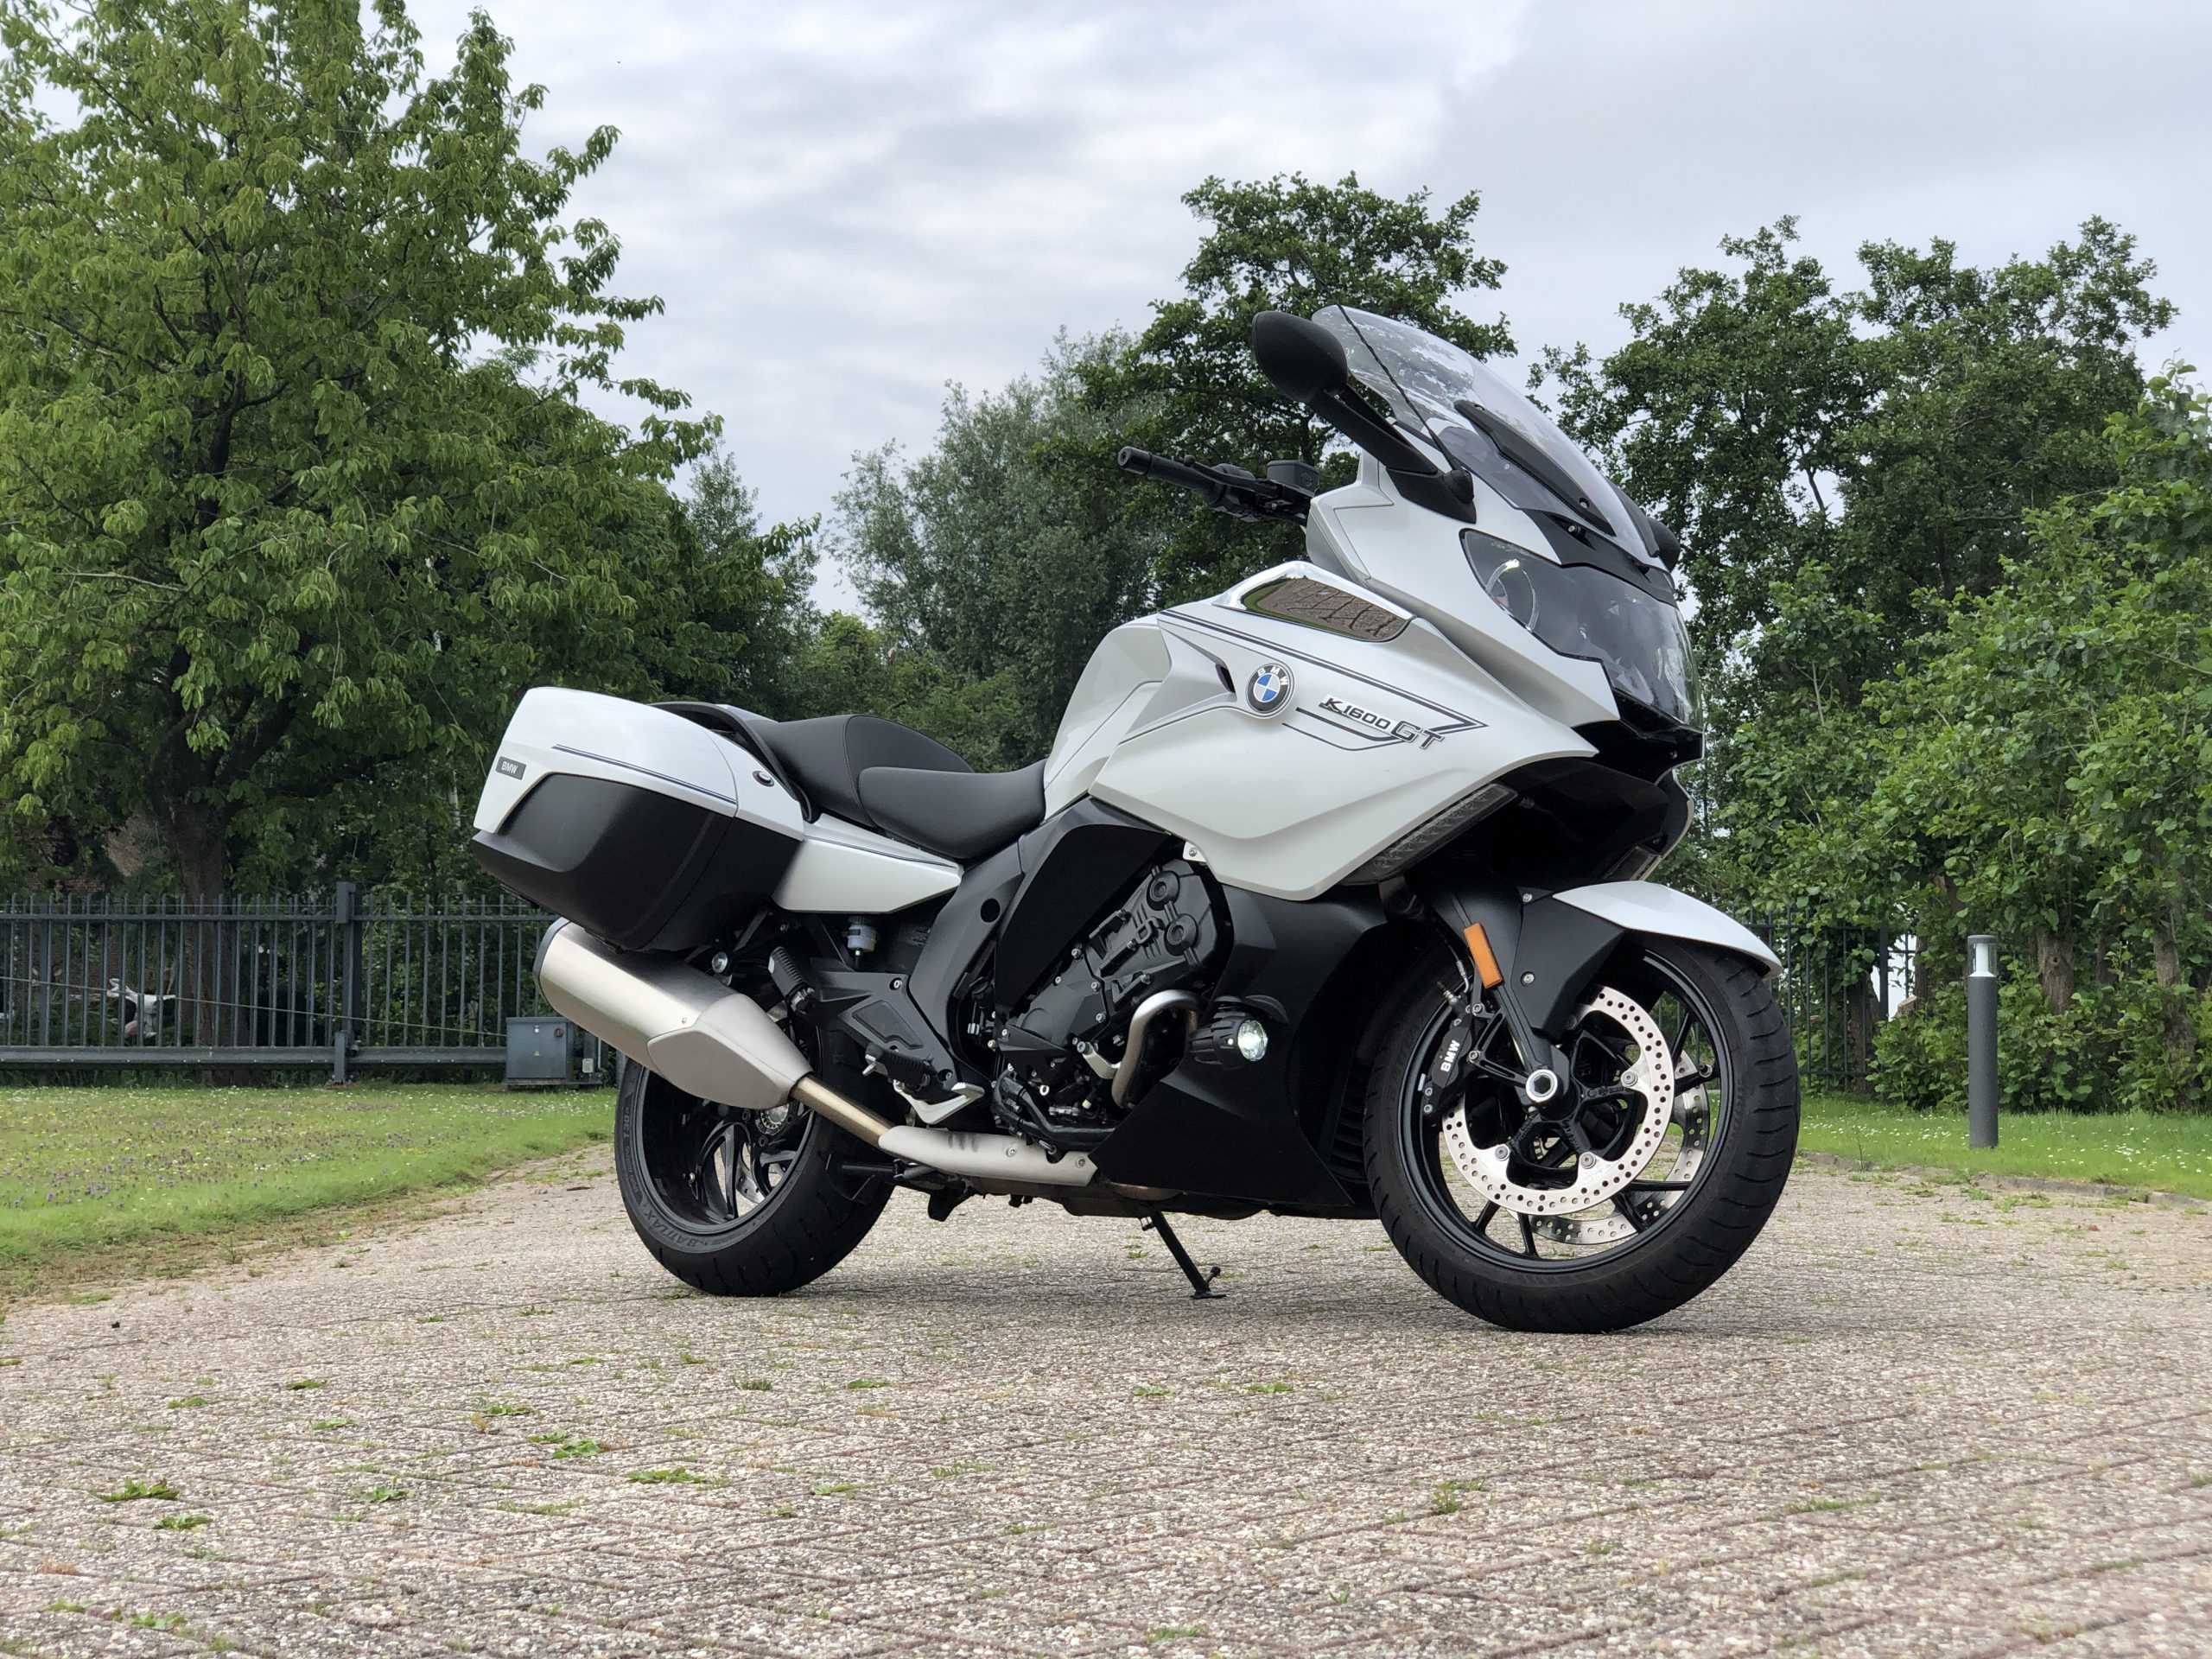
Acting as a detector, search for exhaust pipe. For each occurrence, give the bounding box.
[534,925,1098,1190]
[537,922,892,1144]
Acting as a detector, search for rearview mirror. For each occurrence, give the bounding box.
[1249,308,1446,485]
[1251,310,1350,402]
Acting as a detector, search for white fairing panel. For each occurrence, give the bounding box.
[1078,563,1595,900]
[474,687,806,840]
[1043,622,1170,815]
[1553,881,1782,976]
[772,814,960,913]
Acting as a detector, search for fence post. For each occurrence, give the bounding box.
[1967,934,1999,1148]
[333,882,360,1084]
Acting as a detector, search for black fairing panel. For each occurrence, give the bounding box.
[1091,887,1388,1209]
[472,774,797,953]
[993,803,1176,1010]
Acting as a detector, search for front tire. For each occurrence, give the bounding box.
[614,1063,892,1296]
[1364,939,1797,1332]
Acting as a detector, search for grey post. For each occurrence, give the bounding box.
[1967,934,1999,1149]
[333,881,359,1084]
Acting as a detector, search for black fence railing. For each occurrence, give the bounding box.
[1,890,1916,1095]
[0,887,573,1077]
[1750,918,1919,1095]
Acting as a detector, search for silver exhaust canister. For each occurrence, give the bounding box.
[532,924,1098,1189]
[536,922,889,1143]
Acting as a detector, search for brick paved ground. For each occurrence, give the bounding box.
[2,1152,2209,1657]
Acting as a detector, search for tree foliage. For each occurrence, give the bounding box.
[837,337,1158,767]
[0,0,741,896]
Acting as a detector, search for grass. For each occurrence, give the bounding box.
[0,1083,612,1300]
[1801,1093,2212,1200]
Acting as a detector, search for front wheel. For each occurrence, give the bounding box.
[1364,939,1797,1332]
[614,1063,892,1296]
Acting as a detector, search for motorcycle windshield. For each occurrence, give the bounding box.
[1311,307,1648,563]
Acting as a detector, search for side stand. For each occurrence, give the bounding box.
[1143,1211,1224,1300]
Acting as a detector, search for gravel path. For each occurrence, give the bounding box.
[3,1151,2209,1657]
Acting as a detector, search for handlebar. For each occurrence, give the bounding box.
[1116,447,1310,524]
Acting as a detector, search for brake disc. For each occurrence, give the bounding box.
[1440,986,1675,1219]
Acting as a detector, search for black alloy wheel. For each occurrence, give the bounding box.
[613,1063,891,1297]
[1364,939,1798,1332]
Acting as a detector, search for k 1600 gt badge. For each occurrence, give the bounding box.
[1319,694,1445,749]
[1245,662,1294,715]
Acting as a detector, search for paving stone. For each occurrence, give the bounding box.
[3,1156,2209,1656]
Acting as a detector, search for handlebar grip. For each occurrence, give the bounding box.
[1116,447,1222,498]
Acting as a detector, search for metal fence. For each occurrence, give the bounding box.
[0,887,569,1077]
[1751,918,1920,1094]
[0,888,1916,1093]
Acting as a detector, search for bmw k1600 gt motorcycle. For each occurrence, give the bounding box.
[471,306,1798,1332]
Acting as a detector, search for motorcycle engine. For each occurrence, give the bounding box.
[986,859,1223,1147]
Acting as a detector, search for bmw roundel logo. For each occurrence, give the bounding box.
[1246,661,1294,715]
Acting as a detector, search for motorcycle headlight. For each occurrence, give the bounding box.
[1462,530,1700,729]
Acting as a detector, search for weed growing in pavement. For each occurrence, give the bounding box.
[931,1463,993,1478]
[309,1419,355,1431]
[497,1501,578,1516]
[810,1481,857,1497]
[626,1467,717,1485]
[738,1378,772,1391]
[1246,1382,1293,1394]
[153,1514,212,1532]
[843,1378,890,1389]
[1133,1385,1172,1398]
[282,1378,323,1391]
[1786,1495,1874,1514]
[164,1395,210,1410]
[1144,1629,1205,1644]
[359,1483,407,1503]
[528,1433,601,1459]
[97,1478,179,1503]
[46,1600,88,1613]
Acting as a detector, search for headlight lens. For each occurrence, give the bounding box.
[1462,531,1701,728]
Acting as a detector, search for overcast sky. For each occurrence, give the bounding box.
[411,0,2212,559]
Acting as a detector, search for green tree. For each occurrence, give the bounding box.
[1541,219,2175,910]
[1092,172,1513,600]
[838,337,1159,766]
[0,0,727,899]
[664,448,820,721]
[1818,379,2212,1110]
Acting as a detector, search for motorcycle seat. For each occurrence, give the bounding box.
[858,761,1047,862]
[744,713,972,826]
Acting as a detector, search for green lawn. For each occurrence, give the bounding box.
[0,1083,612,1298]
[1801,1092,2212,1200]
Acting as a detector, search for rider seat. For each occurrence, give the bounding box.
[745,713,1046,863]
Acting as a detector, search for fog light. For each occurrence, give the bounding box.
[1234,1017,1269,1063]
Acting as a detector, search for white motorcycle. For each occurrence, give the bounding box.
[473,306,1798,1332]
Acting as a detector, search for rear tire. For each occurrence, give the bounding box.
[614,1063,892,1297]
[1363,940,1797,1332]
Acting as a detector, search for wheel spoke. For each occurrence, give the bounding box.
[1475,1201,1499,1236]
[1611,1193,1651,1232]
[1516,1213,1539,1258]
[1626,1177,1692,1192]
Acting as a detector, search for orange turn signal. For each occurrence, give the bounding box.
[1463,923,1503,989]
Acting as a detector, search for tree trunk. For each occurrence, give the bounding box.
[154,794,235,1050]
[2034,931,2075,1016]
[2154,916,2196,1076]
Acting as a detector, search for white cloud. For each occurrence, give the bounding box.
[405,0,2211,556]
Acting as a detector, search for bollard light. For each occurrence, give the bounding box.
[1967,934,1999,1150]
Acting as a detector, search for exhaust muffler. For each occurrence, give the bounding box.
[536,922,892,1146]
[533,925,1100,1189]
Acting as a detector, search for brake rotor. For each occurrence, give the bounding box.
[1440,985,1675,1218]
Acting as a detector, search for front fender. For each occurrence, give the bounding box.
[1411,871,1777,1042]
[1551,881,1779,977]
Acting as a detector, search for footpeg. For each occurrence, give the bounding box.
[1143,1211,1225,1300]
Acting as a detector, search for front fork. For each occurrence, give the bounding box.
[1409,874,1627,1097]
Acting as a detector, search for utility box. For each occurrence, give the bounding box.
[505,1016,579,1088]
